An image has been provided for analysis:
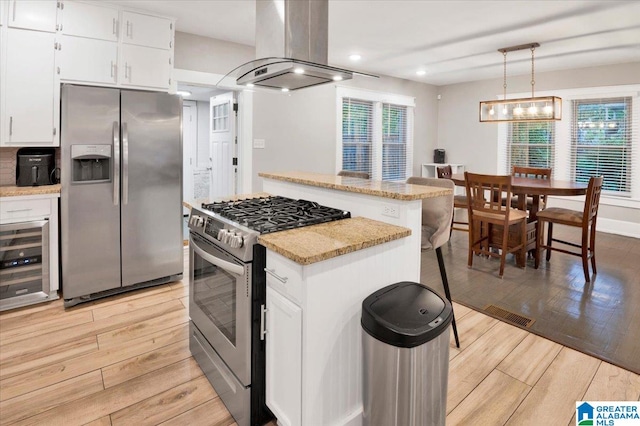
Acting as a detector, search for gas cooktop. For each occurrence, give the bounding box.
[201,196,351,234]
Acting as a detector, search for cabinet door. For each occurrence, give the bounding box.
[59,35,118,84]
[60,1,118,41]
[4,29,55,145]
[266,286,302,426]
[8,0,57,32]
[121,44,170,89]
[121,11,171,50]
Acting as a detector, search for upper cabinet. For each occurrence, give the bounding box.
[121,11,172,50]
[7,0,57,32]
[60,1,118,41]
[3,28,57,146]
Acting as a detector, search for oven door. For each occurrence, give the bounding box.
[189,232,252,386]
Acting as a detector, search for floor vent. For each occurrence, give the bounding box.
[484,305,535,328]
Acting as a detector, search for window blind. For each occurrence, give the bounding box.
[571,97,633,195]
[382,103,409,181]
[506,121,555,174]
[342,98,374,177]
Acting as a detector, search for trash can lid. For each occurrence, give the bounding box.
[361,281,453,348]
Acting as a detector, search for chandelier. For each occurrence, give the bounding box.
[479,42,562,123]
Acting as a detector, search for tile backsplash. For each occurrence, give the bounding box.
[0,147,61,186]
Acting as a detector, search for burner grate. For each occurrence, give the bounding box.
[201,196,350,234]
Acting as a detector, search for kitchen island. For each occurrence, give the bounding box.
[257,217,412,426]
[260,171,451,280]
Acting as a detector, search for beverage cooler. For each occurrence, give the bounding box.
[0,220,50,311]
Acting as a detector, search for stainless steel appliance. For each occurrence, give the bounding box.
[0,220,51,311]
[188,196,350,426]
[16,148,56,186]
[60,84,183,307]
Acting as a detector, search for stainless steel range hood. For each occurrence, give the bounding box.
[219,0,375,91]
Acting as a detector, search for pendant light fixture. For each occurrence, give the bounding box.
[479,42,562,122]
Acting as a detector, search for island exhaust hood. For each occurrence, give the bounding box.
[219,0,375,91]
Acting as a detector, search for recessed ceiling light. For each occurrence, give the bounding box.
[333,75,343,81]
[246,83,255,88]
[294,67,305,74]
[281,88,290,92]
[177,90,192,97]
[416,70,427,76]
[349,54,361,61]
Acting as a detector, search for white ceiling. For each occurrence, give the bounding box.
[111,0,640,86]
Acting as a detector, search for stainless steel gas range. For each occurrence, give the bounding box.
[188,196,350,426]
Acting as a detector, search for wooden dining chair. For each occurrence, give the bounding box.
[437,165,468,234]
[464,172,528,278]
[337,170,370,179]
[535,176,604,283]
[510,166,552,210]
[406,176,460,347]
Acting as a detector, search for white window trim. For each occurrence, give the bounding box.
[497,84,640,208]
[336,87,415,181]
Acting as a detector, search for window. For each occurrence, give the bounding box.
[338,88,414,181]
[499,85,639,204]
[571,97,632,195]
[342,98,373,175]
[507,121,555,172]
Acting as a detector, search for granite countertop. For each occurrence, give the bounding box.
[259,171,451,201]
[0,184,61,197]
[257,217,411,265]
[183,192,272,210]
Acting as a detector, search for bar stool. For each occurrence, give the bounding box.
[407,176,460,347]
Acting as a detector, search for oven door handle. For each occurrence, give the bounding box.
[190,236,245,276]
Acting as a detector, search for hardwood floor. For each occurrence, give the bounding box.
[1,248,639,426]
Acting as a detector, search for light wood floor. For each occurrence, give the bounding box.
[1,248,639,426]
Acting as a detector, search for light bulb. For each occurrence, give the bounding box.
[544,104,553,114]
[502,106,508,115]
[416,70,427,76]
[246,83,255,88]
[281,88,289,92]
[294,67,305,74]
[489,107,495,116]
[349,54,361,61]
[528,105,538,115]
[514,106,524,115]
[333,75,343,81]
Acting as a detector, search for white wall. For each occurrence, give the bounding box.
[437,61,640,233]
[195,101,210,168]
[174,31,254,76]
[252,75,439,190]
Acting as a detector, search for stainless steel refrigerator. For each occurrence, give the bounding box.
[60,84,183,307]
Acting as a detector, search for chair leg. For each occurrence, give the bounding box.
[546,222,553,262]
[436,247,459,348]
[467,219,474,268]
[499,223,509,278]
[590,224,597,275]
[582,228,590,283]
[535,219,543,269]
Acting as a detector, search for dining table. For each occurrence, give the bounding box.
[449,173,589,266]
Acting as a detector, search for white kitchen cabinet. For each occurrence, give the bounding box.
[121,11,172,50]
[2,28,57,146]
[7,0,57,32]
[264,241,409,426]
[265,286,302,426]
[60,1,119,41]
[120,44,171,89]
[58,35,118,85]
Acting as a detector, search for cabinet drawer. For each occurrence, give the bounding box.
[0,199,51,221]
[266,253,303,304]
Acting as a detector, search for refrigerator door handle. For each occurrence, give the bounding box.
[113,121,120,206]
[122,122,129,205]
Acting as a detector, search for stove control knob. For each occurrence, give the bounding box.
[223,230,232,244]
[217,228,228,241]
[230,234,244,249]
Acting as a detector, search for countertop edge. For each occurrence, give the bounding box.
[0,185,62,197]
[259,172,450,200]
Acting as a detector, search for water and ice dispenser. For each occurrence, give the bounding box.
[71,145,111,183]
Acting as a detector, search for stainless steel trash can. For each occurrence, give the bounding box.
[362,281,453,426]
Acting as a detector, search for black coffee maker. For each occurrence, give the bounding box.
[16,148,56,187]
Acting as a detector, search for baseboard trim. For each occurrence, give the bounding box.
[596,217,640,239]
